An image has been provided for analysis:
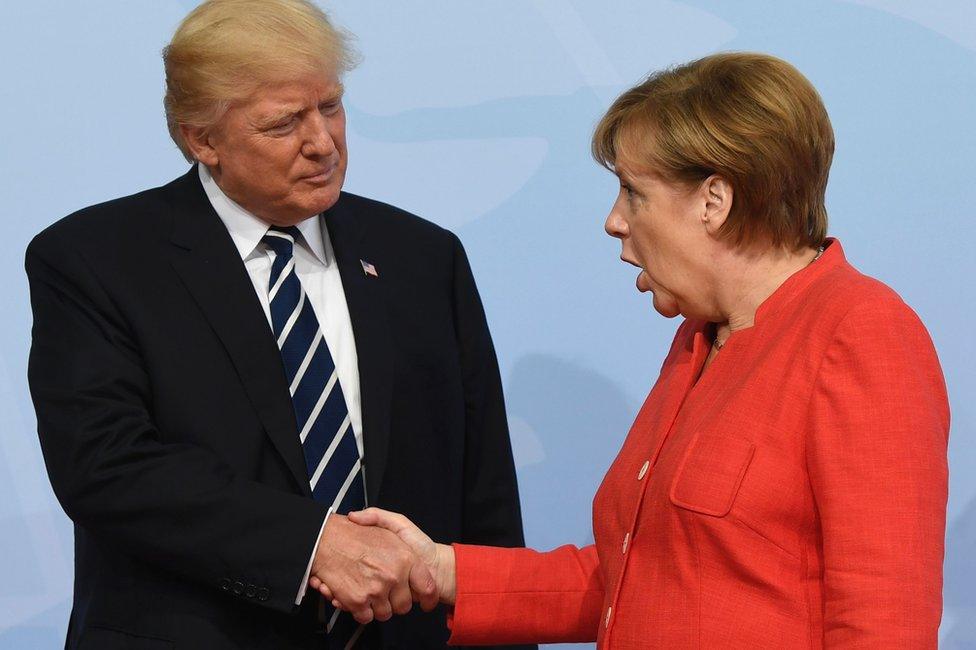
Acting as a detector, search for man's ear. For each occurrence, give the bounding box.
[179,124,219,167]
[701,174,733,234]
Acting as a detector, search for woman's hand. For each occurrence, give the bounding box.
[350,508,457,606]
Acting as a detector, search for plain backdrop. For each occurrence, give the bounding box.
[1,1,973,648]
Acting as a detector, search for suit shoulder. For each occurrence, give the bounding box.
[337,192,455,243]
[816,259,909,316]
[802,256,929,350]
[28,177,183,258]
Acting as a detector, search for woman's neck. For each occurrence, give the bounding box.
[711,245,821,342]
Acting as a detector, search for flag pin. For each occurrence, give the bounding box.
[360,259,378,277]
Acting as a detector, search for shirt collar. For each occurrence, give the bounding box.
[198,164,329,266]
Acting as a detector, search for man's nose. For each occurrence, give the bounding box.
[301,113,336,158]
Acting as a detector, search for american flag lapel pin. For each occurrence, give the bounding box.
[360,259,379,277]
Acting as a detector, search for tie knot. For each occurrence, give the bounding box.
[262,226,302,257]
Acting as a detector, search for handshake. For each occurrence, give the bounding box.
[308,508,457,624]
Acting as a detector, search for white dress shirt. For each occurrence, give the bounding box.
[199,164,361,604]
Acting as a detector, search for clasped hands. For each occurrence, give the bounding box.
[308,509,456,624]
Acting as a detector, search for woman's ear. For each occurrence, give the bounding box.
[701,175,733,234]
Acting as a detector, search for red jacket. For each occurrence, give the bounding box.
[449,240,949,648]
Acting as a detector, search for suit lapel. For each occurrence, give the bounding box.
[324,196,394,505]
[165,168,312,496]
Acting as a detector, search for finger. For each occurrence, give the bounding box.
[408,560,439,612]
[308,575,335,601]
[370,597,394,622]
[351,605,374,625]
[390,579,413,616]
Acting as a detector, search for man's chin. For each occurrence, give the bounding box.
[265,194,341,226]
[301,186,342,216]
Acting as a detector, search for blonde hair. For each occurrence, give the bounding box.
[592,52,833,251]
[163,0,358,161]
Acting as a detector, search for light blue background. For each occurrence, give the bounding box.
[1,1,973,648]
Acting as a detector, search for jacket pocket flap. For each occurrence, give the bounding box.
[670,435,755,517]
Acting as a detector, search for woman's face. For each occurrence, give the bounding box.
[604,161,714,319]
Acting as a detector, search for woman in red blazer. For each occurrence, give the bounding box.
[324,52,950,648]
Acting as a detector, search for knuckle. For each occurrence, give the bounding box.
[348,592,368,608]
[367,579,389,596]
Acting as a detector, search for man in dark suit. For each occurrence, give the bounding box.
[25,1,530,648]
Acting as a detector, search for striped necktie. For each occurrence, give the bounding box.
[263,226,366,648]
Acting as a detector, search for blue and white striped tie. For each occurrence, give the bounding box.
[263,226,366,648]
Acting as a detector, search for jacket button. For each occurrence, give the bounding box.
[605,606,612,628]
[219,578,231,591]
[245,584,257,598]
[622,532,630,554]
[257,587,270,602]
[232,581,244,595]
[637,460,650,480]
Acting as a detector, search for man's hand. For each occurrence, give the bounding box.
[309,513,438,624]
[348,508,456,605]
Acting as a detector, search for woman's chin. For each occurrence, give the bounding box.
[651,292,682,319]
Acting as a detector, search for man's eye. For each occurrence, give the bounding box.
[267,119,296,134]
[320,102,341,115]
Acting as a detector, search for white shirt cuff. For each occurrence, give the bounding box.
[295,509,332,605]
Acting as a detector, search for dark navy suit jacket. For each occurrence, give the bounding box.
[26,167,532,650]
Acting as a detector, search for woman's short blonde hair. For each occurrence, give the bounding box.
[592,52,833,251]
[163,0,358,161]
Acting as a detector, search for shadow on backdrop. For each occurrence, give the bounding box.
[506,353,635,552]
[943,494,976,648]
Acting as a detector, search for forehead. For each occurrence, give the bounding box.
[613,155,655,184]
[611,126,658,178]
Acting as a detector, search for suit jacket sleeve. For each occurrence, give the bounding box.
[806,297,949,647]
[26,228,328,614]
[449,235,526,549]
[448,543,604,645]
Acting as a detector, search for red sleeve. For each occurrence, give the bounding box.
[807,297,949,647]
[447,543,604,645]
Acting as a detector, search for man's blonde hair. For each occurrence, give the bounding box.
[592,52,833,251]
[163,0,358,161]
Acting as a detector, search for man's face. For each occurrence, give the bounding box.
[200,71,348,226]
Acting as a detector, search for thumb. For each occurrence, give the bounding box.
[348,507,411,534]
[349,508,436,563]
[408,559,439,612]
[346,508,380,526]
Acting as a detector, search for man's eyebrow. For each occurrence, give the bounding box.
[321,83,345,104]
[256,106,302,127]
[255,85,346,128]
